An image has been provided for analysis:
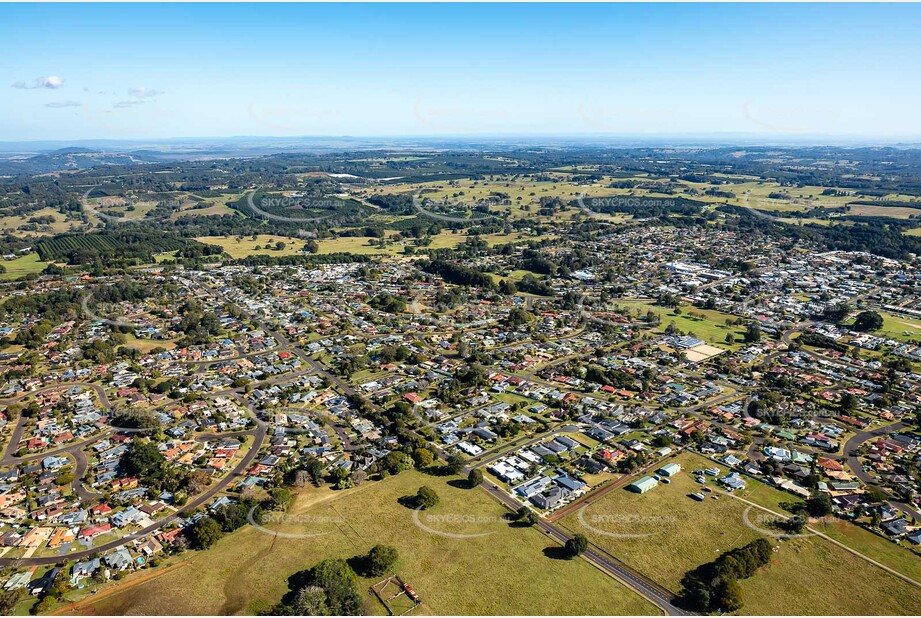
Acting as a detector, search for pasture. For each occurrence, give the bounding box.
[195,235,307,258]
[0,253,48,280]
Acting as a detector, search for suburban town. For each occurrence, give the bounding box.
[3,2,921,616]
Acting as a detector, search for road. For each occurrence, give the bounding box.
[842,420,921,521]
[0,415,267,568]
[479,480,690,615]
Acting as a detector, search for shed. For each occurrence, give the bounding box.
[627,476,659,494]
[657,462,682,477]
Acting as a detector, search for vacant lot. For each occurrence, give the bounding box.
[558,451,921,615]
[73,471,659,616]
[613,299,743,349]
[196,234,307,258]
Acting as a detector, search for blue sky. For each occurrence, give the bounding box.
[2,3,920,141]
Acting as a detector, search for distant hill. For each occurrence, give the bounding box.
[0,150,161,176]
[51,147,97,154]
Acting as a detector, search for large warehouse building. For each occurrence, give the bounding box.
[627,476,659,494]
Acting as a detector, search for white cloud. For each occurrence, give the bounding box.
[127,87,161,98]
[114,100,145,108]
[46,101,82,108]
[13,75,65,89]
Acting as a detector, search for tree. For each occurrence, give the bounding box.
[564,533,588,558]
[382,451,415,474]
[515,506,538,526]
[682,584,710,612]
[839,392,859,413]
[712,577,744,612]
[216,503,252,532]
[366,545,399,576]
[467,469,483,488]
[187,469,212,495]
[411,447,435,468]
[743,322,762,343]
[269,487,294,511]
[806,492,833,517]
[506,307,532,326]
[0,589,23,615]
[189,516,224,549]
[853,310,884,332]
[822,303,851,324]
[414,485,440,510]
[715,554,746,580]
[444,452,465,475]
[293,585,329,616]
[121,439,166,482]
[306,559,362,616]
[34,596,56,614]
[748,538,773,565]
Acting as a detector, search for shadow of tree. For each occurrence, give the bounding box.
[542,546,572,560]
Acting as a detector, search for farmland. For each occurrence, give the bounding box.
[36,233,190,262]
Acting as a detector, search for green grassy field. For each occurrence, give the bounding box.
[195,234,307,258]
[172,193,243,219]
[314,235,399,256]
[72,471,659,616]
[0,207,79,235]
[868,311,921,343]
[613,299,744,348]
[811,518,921,578]
[558,452,921,615]
[0,253,49,280]
[364,174,641,222]
[121,334,177,353]
[314,230,555,257]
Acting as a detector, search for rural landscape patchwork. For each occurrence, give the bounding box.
[3,2,921,617]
